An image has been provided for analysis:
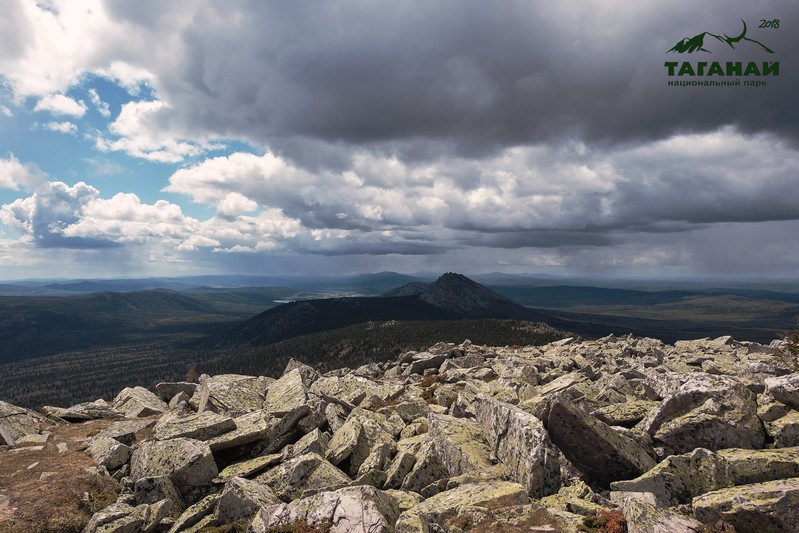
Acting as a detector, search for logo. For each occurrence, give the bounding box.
[668,20,774,54]
[664,18,779,88]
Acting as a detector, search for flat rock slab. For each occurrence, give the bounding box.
[93,418,156,446]
[395,480,529,533]
[693,477,799,533]
[764,373,799,409]
[153,411,235,441]
[546,395,656,487]
[214,476,281,524]
[42,399,121,422]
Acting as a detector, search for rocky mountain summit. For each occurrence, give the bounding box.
[3,333,799,532]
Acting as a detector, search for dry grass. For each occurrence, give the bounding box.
[0,419,122,533]
[579,510,628,533]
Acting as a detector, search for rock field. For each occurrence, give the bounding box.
[3,333,799,532]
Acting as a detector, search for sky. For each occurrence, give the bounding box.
[0,0,798,280]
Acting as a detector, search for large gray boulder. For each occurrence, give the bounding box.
[0,400,51,446]
[546,395,656,487]
[641,373,764,454]
[473,393,561,497]
[254,452,351,501]
[252,485,400,533]
[193,374,268,416]
[764,373,799,408]
[41,399,120,421]
[264,368,308,416]
[113,387,168,418]
[213,476,281,524]
[87,437,131,471]
[428,412,495,478]
[693,477,799,532]
[130,438,218,497]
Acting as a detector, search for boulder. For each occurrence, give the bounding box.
[204,411,270,452]
[93,418,155,446]
[766,411,799,448]
[134,476,185,518]
[252,485,400,533]
[0,400,52,446]
[427,413,495,478]
[113,387,168,418]
[84,501,167,533]
[394,480,529,533]
[152,411,235,441]
[616,493,703,533]
[194,374,268,416]
[166,494,220,533]
[87,437,132,471]
[213,476,281,524]
[254,452,351,501]
[693,477,799,532]
[283,358,322,386]
[264,368,308,416]
[764,373,799,408]
[41,399,120,421]
[473,393,561,497]
[216,453,283,482]
[641,373,764,454]
[546,395,656,487]
[155,381,197,402]
[130,438,218,497]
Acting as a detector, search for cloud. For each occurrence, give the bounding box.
[88,88,111,117]
[43,121,78,134]
[96,100,223,163]
[34,94,87,117]
[0,154,47,190]
[0,105,12,117]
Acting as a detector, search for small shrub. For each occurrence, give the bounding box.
[579,509,628,533]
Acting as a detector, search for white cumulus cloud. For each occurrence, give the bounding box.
[34,94,87,117]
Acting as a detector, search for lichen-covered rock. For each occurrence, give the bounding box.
[93,418,155,446]
[427,413,495,478]
[326,412,395,477]
[401,439,448,494]
[113,387,168,418]
[0,400,52,446]
[213,476,280,524]
[41,399,120,421]
[474,393,560,497]
[130,438,218,497]
[764,373,799,409]
[165,494,220,533]
[378,399,430,423]
[255,452,351,501]
[693,477,799,532]
[252,485,400,533]
[289,428,329,458]
[134,475,185,518]
[394,480,529,533]
[204,410,270,452]
[84,501,166,533]
[155,382,197,402]
[153,411,235,441]
[641,373,764,454]
[194,374,268,416]
[546,395,655,487]
[87,437,131,471]
[616,493,703,533]
[592,400,658,428]
[612,447,799,507]
[264,368,308,416]
[766,411,799,448]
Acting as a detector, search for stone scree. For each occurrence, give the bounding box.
[3,335,799,532]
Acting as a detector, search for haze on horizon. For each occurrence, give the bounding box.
[1,1,798,281]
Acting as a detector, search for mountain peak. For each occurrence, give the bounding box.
[419,272,519,316]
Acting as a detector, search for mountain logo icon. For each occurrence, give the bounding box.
[668,20,774,54]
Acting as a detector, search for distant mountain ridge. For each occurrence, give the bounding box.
[224,272,557,347]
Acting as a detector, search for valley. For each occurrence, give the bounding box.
[0,272,797,408]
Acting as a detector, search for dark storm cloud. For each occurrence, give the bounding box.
[102,0,799,162]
